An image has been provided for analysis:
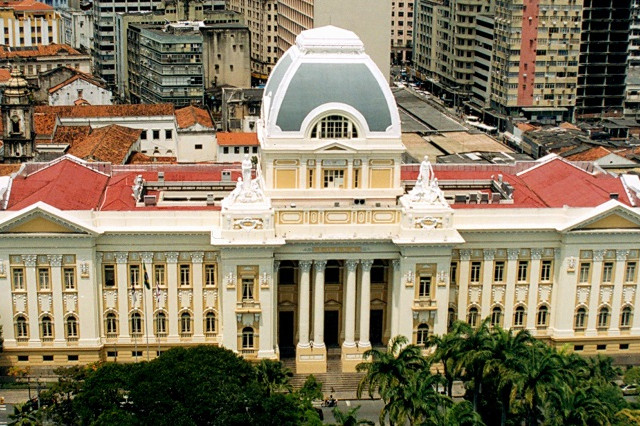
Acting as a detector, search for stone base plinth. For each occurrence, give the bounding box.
[341,344,369,372]
[296,345,327,374]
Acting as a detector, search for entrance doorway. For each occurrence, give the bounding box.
[278,311,295,357]
[324,310,339,347]
[370,309,384,346]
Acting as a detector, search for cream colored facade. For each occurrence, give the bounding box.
[0,4,61,47]
[1,27,640,373]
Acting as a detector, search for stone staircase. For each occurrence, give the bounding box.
[283,354,367,399]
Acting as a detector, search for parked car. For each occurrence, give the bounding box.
[622,384,639,395]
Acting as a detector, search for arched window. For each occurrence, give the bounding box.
[180,312,192,335]
[15,315,28,339]
[467,307,479,328]
[575,307,587,329]
[106,313,117,336]
[242,327,254,349]
[131,312,142,335]
[416,324,429,346]
[491,307,503,327]
[513,306,525,327]
[309,115,359,139]
[41,315,53,338]
[155,312,167,335]
[205,312,216,334]
[537,305,549,327]
[621,306,633,328]
[66,316,78,339]
[597,307,610,329]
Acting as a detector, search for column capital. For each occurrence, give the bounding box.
[47,254,63,267]
[459,249,472,261]
[115,252,128,264]
[165,252,179,264]
[507,249,519,260]
[23,254,37,267]
[531,248,543,260]
[140,252,154,263]
[392,259,400,269]
[190,252,204,264]
[314,259,327,271]
[593,249,605,262]
[361,259,374,271]
[483,249,495,261]
[299,260,312,273]
[616,250,629,261]
[345,259,359,272]
[274,260,280,271]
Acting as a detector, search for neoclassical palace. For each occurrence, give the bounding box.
[1,27,640,372]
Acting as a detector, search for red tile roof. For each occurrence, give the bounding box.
[0,164,21,176]
[51,125,91,146]
[48,73,107,94]
[67,125,141,164]
[175,105,214,129]
[7,158,109,210]
[0,44,80,59]
[33,113,57,137]
[3,0,52,11]
[216,132,259,146]
[564,146,612,162]
[35,104,175,118]
[127,152,177,164]
[0,68,11,83]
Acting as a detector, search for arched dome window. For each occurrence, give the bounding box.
[310,115,358,139]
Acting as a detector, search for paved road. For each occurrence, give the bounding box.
[321,399,384,425]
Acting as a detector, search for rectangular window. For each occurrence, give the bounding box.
[517,261,529,282]
[154,265,165,287]
[493,261,505,282]
[223,147,229,154]
[195,144,203,150]
[353,169,360,188]
[540,260,552,282]
[153,130,160,140]
[180,264,191,286]
[165,129,172,139]
[129,265,140,288]
[418,276,431,298]
[602,262,614,283]
[323,169,345,188]
[470,262,481,283]
[205,264,216,287]
[104,265,116,287]
[140,130,147,140]
[626,262,637,283]
[579,263,590,283]
[38,268,50,290]
[242,277,254,301]
[308,168,314,188]
[450,262,458,285]
[64,268,75,290]
[12,268,25,290]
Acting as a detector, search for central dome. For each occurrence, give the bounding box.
[261,25,400,140]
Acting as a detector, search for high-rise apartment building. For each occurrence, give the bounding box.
[277,0,392,82]
[226,0,279,84]
[575,0,631,120]
[391,0,414,64]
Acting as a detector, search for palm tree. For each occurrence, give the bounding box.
[545,383,611,425]
[583,354,622,384]
[356,335,426,403]
[255,359,293,397]
[427,325,463,398]
[431,400,485,426]
[331,405,374,426]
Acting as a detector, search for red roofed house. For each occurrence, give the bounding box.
[48,72,112,106]
[175,106,216,163]
[216,132,259,162]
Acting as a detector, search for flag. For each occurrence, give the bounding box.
[154,281,162,304]
[143,264,151,290]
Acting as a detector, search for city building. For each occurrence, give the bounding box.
[2,27,640,375]
[47,72,112,106]
[59,8,93,52]
[0,0,62,47]
[0,44,91,81]
[226,0,278,84]
[391,0,414,65]
[277,0,391,82]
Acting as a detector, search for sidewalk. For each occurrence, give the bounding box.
[0,389,30,404]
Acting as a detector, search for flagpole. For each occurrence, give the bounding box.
[132,281,138,362]
[143,263,151,361]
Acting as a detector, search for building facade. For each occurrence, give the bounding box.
[0,0,61,47]
[391,0,414,65]
[2,27,640,373]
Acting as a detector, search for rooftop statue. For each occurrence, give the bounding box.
[222,154,267,207]
[405,156,447,206]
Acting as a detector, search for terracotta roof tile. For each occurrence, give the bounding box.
[3,0,52,11]
[35,104,175,118]
[67,125,141,164]
[33,113,57,136]
[216,132,259,146]
[0,44,80,59]
[127,152,177,164]
[564,146,612,162]
[49,73,107,94]
[0,164,21,176]
[175,105,214,129]
[0,68,11,83]
[51,125,91,146]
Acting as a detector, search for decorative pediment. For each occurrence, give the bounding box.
[315,142,355,154]
[0,202,100,235]
[560,200,640,233]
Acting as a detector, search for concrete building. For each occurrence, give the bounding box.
[3,27,640,374]
[48,73,112,106]
[0,44,91,82]
[59,8,92,52]
[469,15,494,115]
[391,0,414,65]
[226,0,278,84]
[277,0,391,82]
[0,0,61,47]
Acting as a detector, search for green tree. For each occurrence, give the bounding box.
[430,400,485,426]
[255,359,293,397]
[624,366,640,386]
[427,326,462,398]
[298,374,323,403]
[331,405,374,426]
[8,402,39,426]
[545,383,611,426]
[356,335,426,404]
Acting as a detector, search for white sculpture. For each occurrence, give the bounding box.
[221,154,267,208]
[405,156,447,206]
[131,175,144,201]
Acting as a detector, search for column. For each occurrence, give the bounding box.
[359,260,373,348]
[457,250,471,321]
[609,250,628,335]
[24,255,39,344]
[343,260,358,348]
[480,250,495,318]
[259,259,276,358]
[390,260,401,338]
[313,260,327,348]
[191,252,205,341]
[272,261,280,354]
[586,250,605,336]
[140,252,155,350]
[48,255,65,346]
[503,249,519,329]
[165,252,180,341]
[297,260,312,348]
[526,249,543,331]
[115,252,129,340]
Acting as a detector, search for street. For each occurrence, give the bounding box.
[321,399,384,425]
